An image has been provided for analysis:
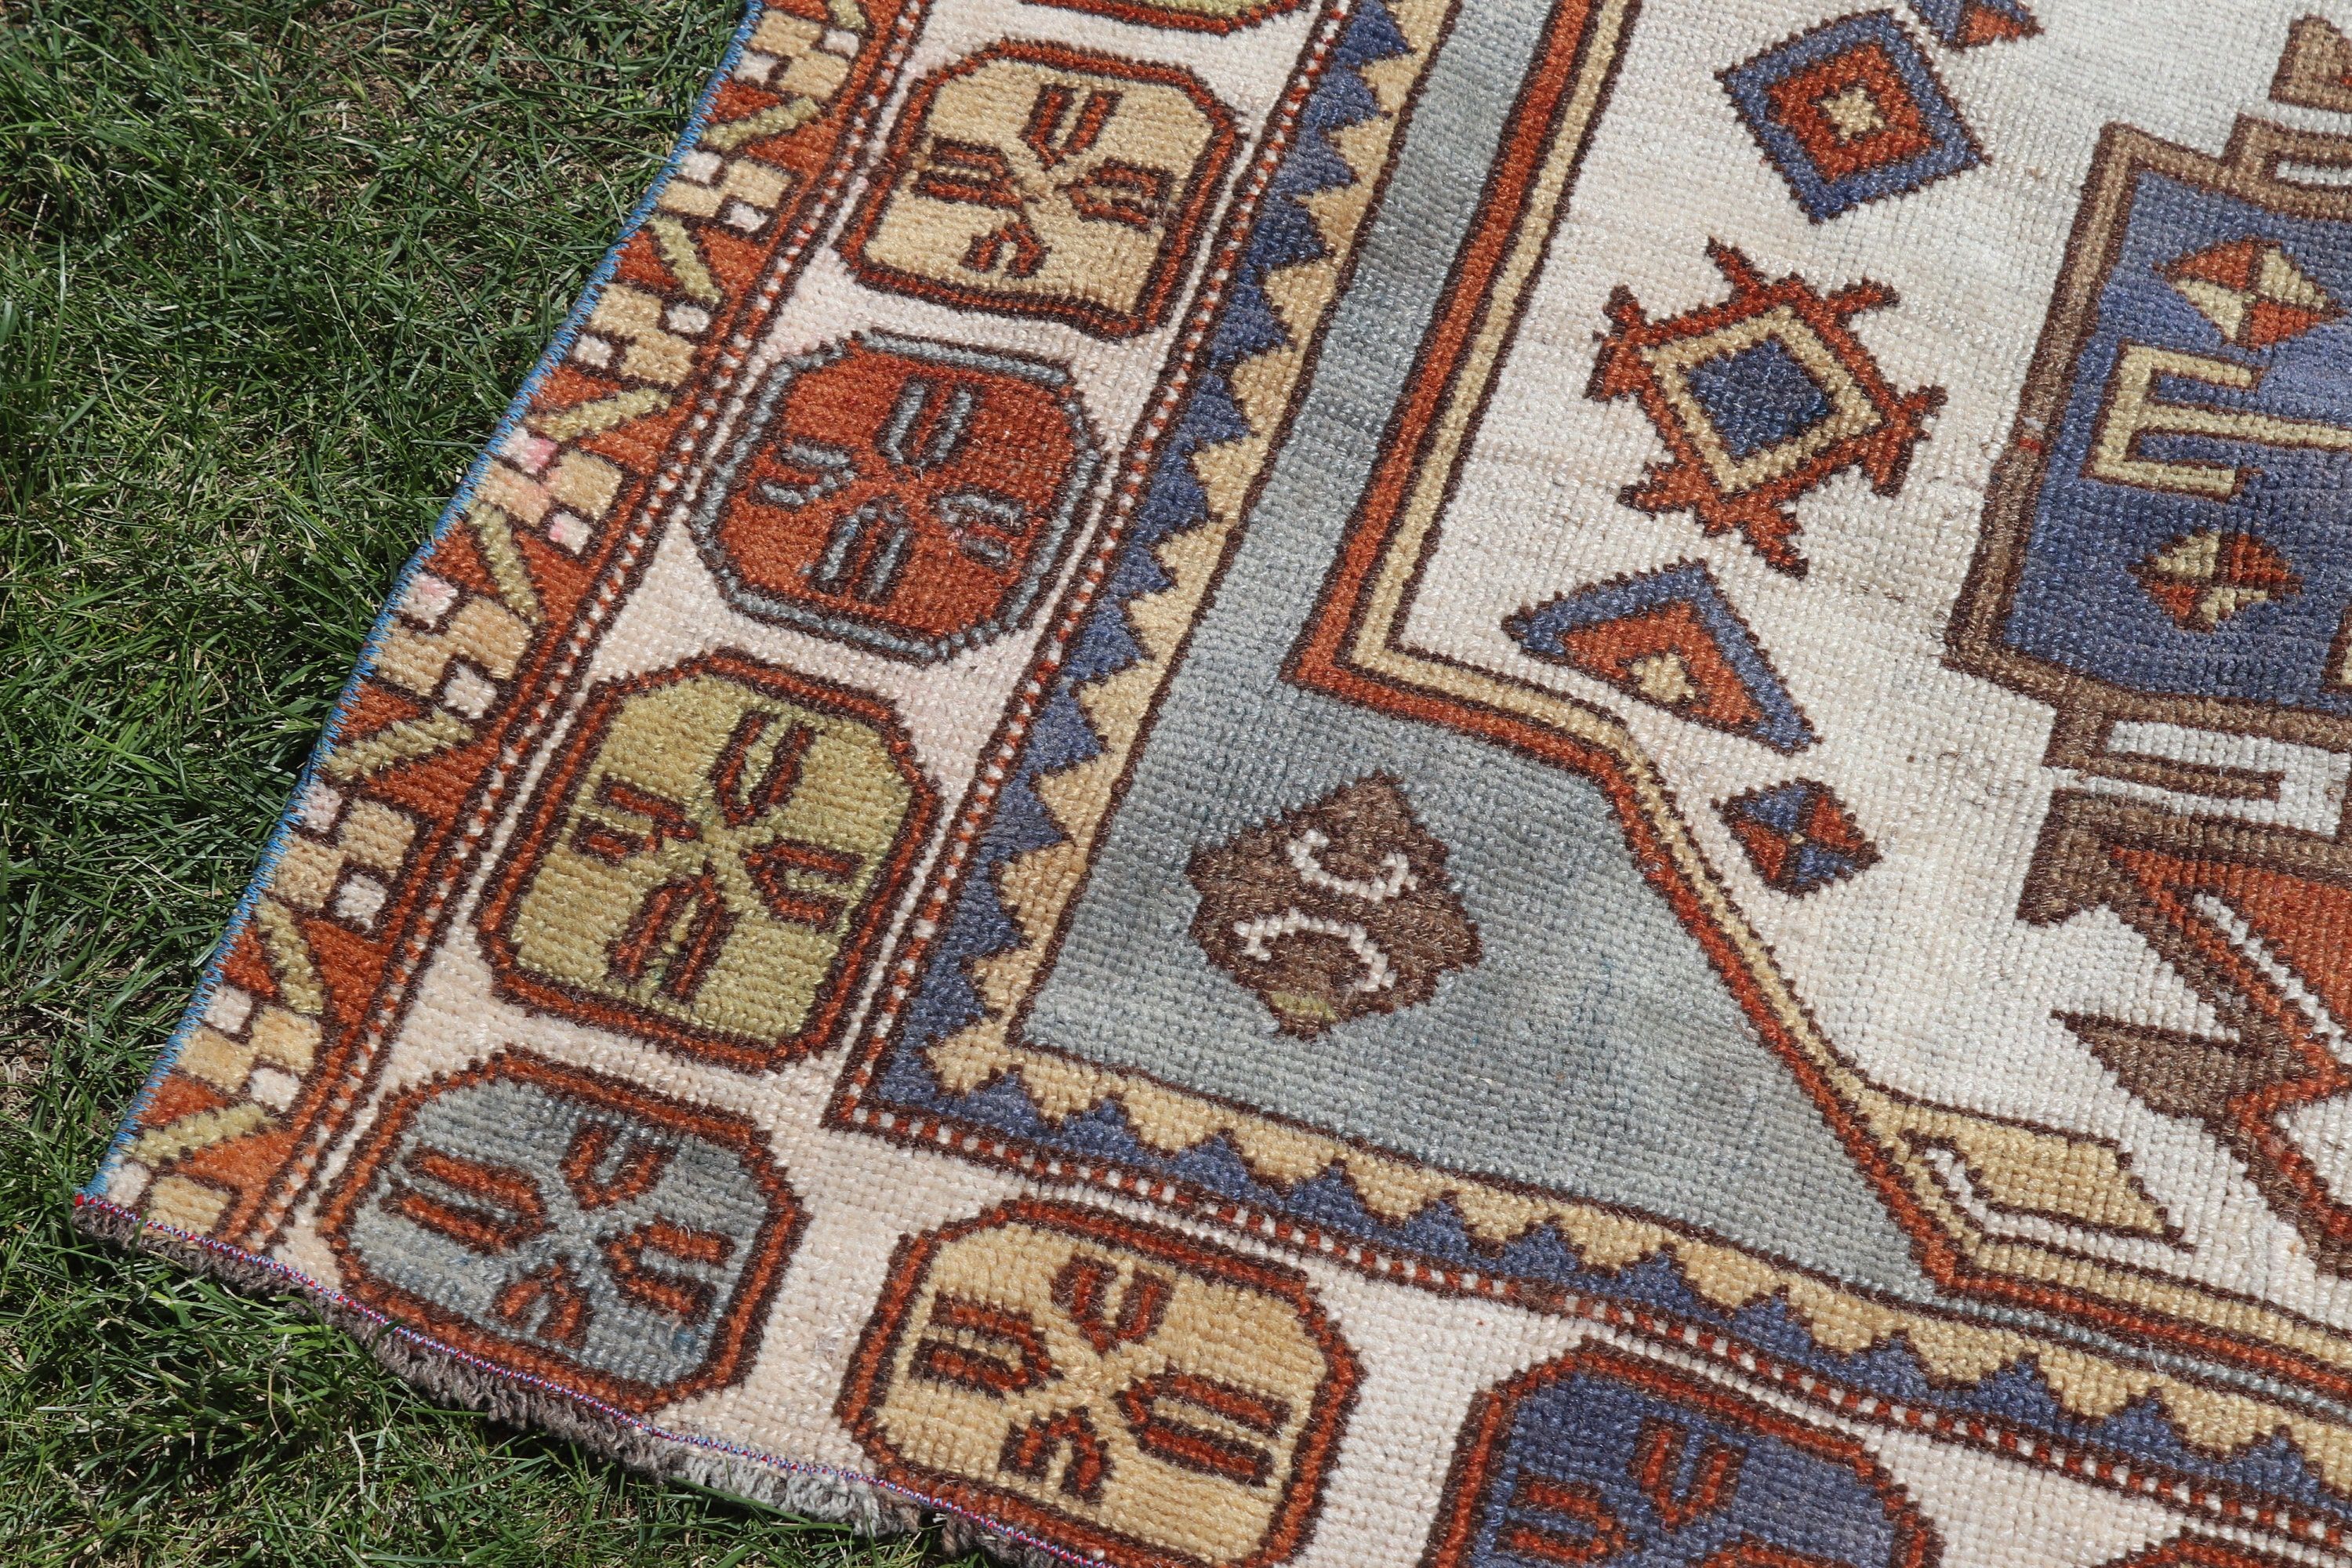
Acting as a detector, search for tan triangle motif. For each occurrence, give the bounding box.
[2171,275,2251,343]
[2259,243,2338,311]
[2273,13,2352,111]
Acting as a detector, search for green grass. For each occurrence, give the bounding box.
[0,2,971,1560]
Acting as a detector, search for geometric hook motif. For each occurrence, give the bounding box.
[839,1200,1359,1568]
[692,332,1102,662]
[1590,243,1944,577]
[478,651,936,1070]
[320,1051,805,1414]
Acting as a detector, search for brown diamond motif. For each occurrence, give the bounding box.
[1186,775,1479,1037]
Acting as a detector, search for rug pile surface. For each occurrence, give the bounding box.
[79,1,2352,1563]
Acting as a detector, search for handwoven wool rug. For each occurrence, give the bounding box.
[78,0,2352,1561]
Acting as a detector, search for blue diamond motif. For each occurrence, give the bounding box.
[1720,11,1984,222]
[1685,339,1835,461]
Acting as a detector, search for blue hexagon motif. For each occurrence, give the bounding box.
[1427,1345,1938,1568]
[321,1051,804,1412]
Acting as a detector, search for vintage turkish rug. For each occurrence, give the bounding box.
[78,0,2352,1562]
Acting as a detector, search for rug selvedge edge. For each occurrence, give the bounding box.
[85,0,917,1249]
[78,0,778,1219]
[67,1193,1099,1568]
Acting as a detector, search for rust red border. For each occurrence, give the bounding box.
[1946,118,2352,773]
[1021,0,1311,34]
[2104,1537,2301,1568]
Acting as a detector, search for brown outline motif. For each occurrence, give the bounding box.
[1948,115,2352,792]
[2022,789,2352,1275]
[837,1196,1360,1568]
[1017,0,1311,33]
[477,649,937,1073]
[2270,14,2352,114]
[1943,85,2352,1302]
[837,40,1240,339]
[318,1049,806,1414]
[2098,1537,2302,1568]
[1423,1343,1940,1568]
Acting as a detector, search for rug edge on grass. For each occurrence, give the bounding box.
[67,1198,1042,1558]
[77,0,2352,1563]
[63,0,993,1551]
[67,5,1272,1558]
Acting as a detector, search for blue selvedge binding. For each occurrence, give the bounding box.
[83,0,773,1203]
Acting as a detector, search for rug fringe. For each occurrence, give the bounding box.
[70,1199,1076,1568]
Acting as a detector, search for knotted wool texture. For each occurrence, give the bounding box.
[82,2,2352,1563]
